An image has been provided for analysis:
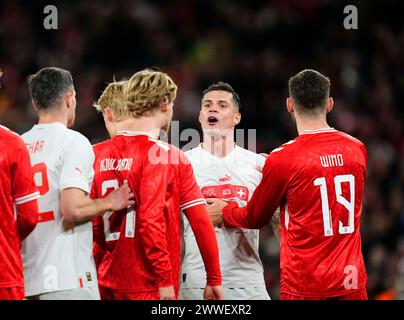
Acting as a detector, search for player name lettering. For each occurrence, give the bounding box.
[100,158,133,172]
[320,154,344,168]
[26,140,45,154]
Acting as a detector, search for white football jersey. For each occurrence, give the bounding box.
[21,123,98,296]
[181,144,267,289]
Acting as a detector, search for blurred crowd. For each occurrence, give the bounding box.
[0,0,403,299]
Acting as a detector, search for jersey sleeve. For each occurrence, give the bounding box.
[179,152,206,210]
[184,204,222,286]
[136,147,173,288]
[223,150,289,229]
[59,134,95,194]
[12,136,39,205]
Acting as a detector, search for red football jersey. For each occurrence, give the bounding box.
[223,128,368,298]
[91,131,206,294]
[0,125,39,289]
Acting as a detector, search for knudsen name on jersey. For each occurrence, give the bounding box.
[100,158,133,172]
[320,154,344,168]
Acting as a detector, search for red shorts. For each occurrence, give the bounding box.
[0,287,25,300]
[99,286,160,300]
[281,288,368,300]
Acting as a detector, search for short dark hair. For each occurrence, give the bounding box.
[27,67,74,110]
[288,69,330,112]
[202,81,241,111]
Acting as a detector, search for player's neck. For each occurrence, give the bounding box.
[202,134,235,158]
[296,117,331,135]
[113,117,160,139]
[37,112,68,127]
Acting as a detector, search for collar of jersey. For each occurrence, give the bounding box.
[116,130,153,138]
[300,127,336,135]
[34,122,66,129]
[198,143,239,161]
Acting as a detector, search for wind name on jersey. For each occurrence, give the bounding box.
[320,153,344,168]
[99,158,133,172]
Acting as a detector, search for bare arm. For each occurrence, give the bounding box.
[270,208,281,241]
[61,183,134,223]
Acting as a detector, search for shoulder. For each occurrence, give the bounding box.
[0,124,21,140]
[61,128,93,151]
[0,125,26,148]
[65,128,91,143]
[92,139,113,154]
[184,145,201,160]
[335,130,366,148]
[236,145,266,160]
[268,139,298,158]
[234,145,266,167]
[61,129,94,161]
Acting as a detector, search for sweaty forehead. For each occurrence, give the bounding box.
[202,90,233,104]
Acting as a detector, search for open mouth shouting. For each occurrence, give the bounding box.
[207,115,219,126]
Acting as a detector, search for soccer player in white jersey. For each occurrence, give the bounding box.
[21,67,134,300]
[180,82,272,300]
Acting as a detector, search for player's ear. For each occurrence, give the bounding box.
[286,98,294,114]
[198,110,203,125]
[104,108,114,122]
[31,99,39,111]
[65,91,73,109]
[64,90,76,109]
[233,112,241,126]
[326,97,334,113]
[160,99,170,112]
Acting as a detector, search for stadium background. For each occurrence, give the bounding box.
[0,0,403,300]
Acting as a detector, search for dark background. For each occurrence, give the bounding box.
[0,0,403,299]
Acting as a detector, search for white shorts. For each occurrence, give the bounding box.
[179,287,270,300]
[27,286,100,300]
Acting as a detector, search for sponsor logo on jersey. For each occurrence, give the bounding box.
[201,184,249,201]
[219,174,231,183]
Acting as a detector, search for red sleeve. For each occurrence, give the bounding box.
[12,136,39,205]
[184,204,222,286]
[137,150,173,288]
[16,197,38,241]
[223,152,289,229]
[179,153,206,210]
[11,136,39,240]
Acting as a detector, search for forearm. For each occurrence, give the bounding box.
[270,208,281,240]
[222,202,271,229]
[74,197,111,222]
[62,194,111,223]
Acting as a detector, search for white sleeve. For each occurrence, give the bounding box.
[59,134,95,194]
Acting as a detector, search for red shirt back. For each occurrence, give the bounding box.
[0,125,38,288]
[224,128,368,297]
[91,132,205,293]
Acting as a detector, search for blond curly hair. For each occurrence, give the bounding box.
[123,69,177,118]
[93,81,129,121]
